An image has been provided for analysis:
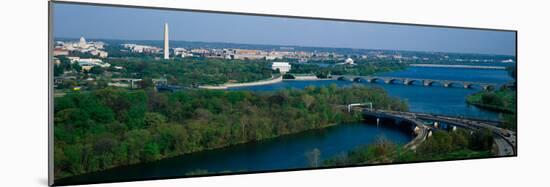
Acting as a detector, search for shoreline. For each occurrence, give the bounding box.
[465,90,516,114]
[197,69,409,90]
[56,113,421,182]
[198,75,283,89]
[55,119,357,181]
[466,101,514,113]
[198,75,337,89]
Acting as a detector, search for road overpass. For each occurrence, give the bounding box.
[360,109,430,150]
[330,75,497,90]
[411,113,516,156]
[353,107,516,156]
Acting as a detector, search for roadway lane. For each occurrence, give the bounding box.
[361,109,516,156]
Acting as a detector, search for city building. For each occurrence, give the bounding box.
[98,51,108,58]
[344,58,354,64]
[54,36,108,58]
[53,48,69,56]
[190,48,209,55]
[89,50,108,58]
[79,36,87,47]
[77,58,110,71]
[122,44,161,53]
[108,78,142,89]
[232,49,267,60]
[173,48,187,57]
[272,62,291,74]
[152,78,168,85]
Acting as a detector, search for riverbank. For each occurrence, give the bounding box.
[199,74,338,89]
[57,119,363,182]
[323,127,495,167]
[466,89,516,113]
[291,75,319,80]
[199,75,283,89]
[56,121,415,185]
[55,85,409,180]
[284,76,334,81]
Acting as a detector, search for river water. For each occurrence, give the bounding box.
[56,66,513,185]
[231,67,513,120]
[56,123,411,185]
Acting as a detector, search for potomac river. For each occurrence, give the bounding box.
[231,66,513,120]
[56,65,513,185]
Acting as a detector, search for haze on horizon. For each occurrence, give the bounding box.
[53,3,516,56]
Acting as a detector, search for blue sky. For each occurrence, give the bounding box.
[53,3,516,56]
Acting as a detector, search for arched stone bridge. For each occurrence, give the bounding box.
[330,75,497,90]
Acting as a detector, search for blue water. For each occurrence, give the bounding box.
[230,67,513,120]
[377,67,512,84]
[56,66,513,185]
[56,123,411,185]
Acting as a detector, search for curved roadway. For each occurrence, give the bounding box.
[361,109,516,156]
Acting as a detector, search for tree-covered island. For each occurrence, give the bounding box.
[54,85,408,179]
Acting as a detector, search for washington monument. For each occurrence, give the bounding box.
[164,23,169,59]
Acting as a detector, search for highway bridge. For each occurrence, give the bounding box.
[412,112,516,156]
[346,104,516,156]
[330,75,497,90]
[361,109,430,150]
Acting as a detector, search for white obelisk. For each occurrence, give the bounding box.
[163,23,169,59]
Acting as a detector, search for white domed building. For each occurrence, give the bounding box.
[78,36,88,48]
[344,58,354,65]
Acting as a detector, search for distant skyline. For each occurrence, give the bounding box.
[53,3,516,56]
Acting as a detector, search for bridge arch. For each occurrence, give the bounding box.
[423,80,443,87]
[444,82,464,88]
[332,75,496,90]
[463,82,474,89]
[368,77,385,83]
[385,78,404,84]
[353,77,366,82]
[336,76,348,81]
[404,79,423,85]
[482,84,495,91]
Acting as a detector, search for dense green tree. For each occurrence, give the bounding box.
[144,112,167,127]
[63,144,85,174]
[142,142,161,162]
[106,58,273,86]
[469,129,494,151]
[71,63,82,73]
[124,129,151,163]
[282,74,295,79]
[481,92,501,106]
[503,114,517,131]
[324,129,495,167]
[53,85,408,179]
[89,66,104,75]
[139,78,154,89]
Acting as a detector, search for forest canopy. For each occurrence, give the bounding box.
[54,85,408,179]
